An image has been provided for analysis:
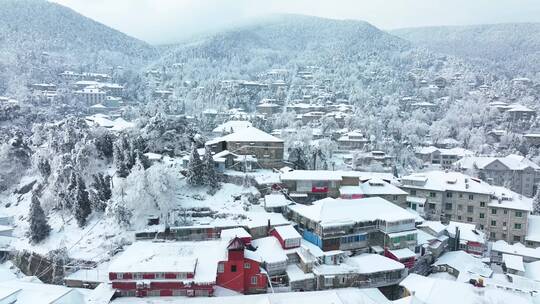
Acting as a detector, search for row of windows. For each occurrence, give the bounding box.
[490,232,522,242]
[341,234,367,244]
[391,234,415,243]
[490,221,522,229]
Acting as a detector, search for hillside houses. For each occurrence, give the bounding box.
[455,154,540,197]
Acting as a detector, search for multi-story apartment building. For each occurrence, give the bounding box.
[400,171,533,244]
[286,197,417,253]
[454,154,539,197]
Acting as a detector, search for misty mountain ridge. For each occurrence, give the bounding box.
[392,23,540,76]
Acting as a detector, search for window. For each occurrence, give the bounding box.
[490,232,496,239]
[410,189,416,195]
[231,265,237,273]
[515,223,522,229]
[480,202,486,207]
[340,276,346,284]
[467,206,474,213]
[133,273,142,279]
[393,195,398,201]
[155,273,165,279]
[117,273,123,280]
[457,216,462,220]
[479,213,485,219]
[467,217,473,222]
[504,210,508,215]
[491,220,497,226]
[468,194,474,200]
[458,204,463,210]
[515,211,523,217]
[446,192,453,198]
[491,209,497,215]
[445,203,452,210]
[244,263,251,269]
[480,224,484,230]
[430,192,436,198]
[503,222,507,227]
[251,276,258,285]
[459,193,463,198]
[324,276,334,287]
[502,233,507,239]
[514,235,521,242]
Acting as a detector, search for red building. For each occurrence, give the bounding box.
[384,248,416,269]
[108,241,225,297]
[216,237,268,294]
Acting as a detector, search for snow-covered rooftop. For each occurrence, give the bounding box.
[207,126,283,144]
[273,225,301,240]
[418,221,447,235]
[220,227,251,241]
[314,253,404,276]
[434,251,493,280]
[108,241,227,284]
[111,287,391,304]
[446,221,485,244]
[489,186,533,211]
[416,146,474,157]
[526,215,540,244]
[400,274,534,304]
[340,178,407,196]
[401,171,492,194]
[0,279,85,304]
[288,197,416,228]
[264,193,291,208]
[503,254,525,272]
[492,240,540,260]
[250,237,288,264]
[456,154,539,171]
[388,248,416,260]
[212,120,253,134]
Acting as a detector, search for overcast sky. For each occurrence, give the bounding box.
[51,0,540,45]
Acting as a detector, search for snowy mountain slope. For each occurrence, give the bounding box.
[0,0,157,67]
[391,23,540,76]
[161,14,415,78]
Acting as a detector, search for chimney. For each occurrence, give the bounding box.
[267,219,271,235]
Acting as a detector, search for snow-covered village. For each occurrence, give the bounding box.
[2,0,540,303]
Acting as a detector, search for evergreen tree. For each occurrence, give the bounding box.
[186,144,204,186]
[533,189,540,215]
[113,140,129,178]
[203,146,219,189]
[28,194,51,244]
[73,174,91,227]
[90,173,111,212]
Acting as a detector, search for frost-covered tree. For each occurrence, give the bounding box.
[28,194,51,244]
[90,173,111,212]
[288,145,308,170]
[202,146,219,189]
[533,189,540,215]
[72,173,91,227]
[186,144,204,186]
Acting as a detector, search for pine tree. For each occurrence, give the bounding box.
[203,146,219,189]
[28,194,51,244]
[533,189,540,215]
[90,173,111,212]
[186,144,204,186]
[73,174,91,227]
